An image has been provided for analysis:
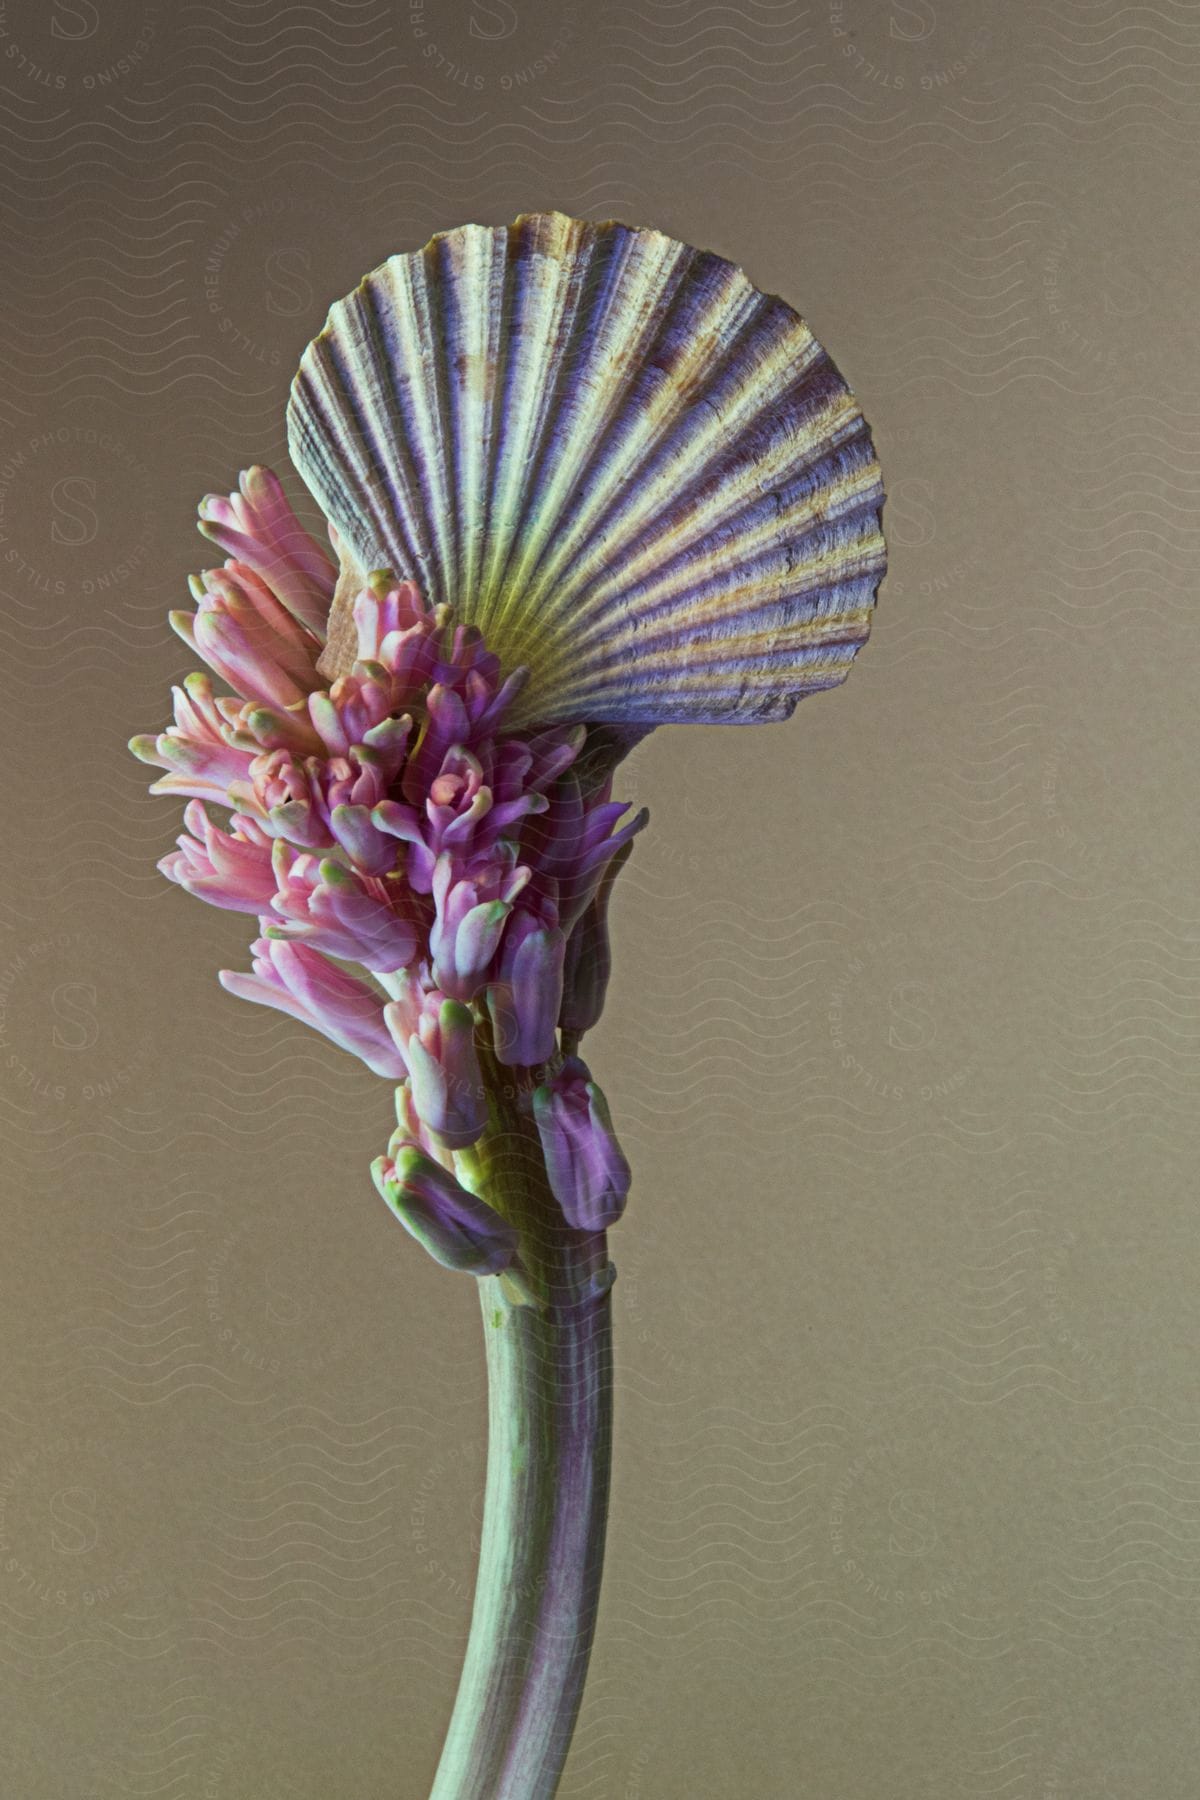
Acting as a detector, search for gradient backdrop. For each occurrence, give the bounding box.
[1,2,1197,1794]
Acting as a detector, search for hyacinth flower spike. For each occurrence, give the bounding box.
[131,214,886,1800]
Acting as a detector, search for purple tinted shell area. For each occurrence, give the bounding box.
[286,212,886,733]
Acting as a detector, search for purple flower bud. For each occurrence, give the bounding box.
[531,1057,631,1231]
[559,838,635,1036]
[522,769,648,935]
[401,684,472,804]
[372,1145,518,1276]
[486,923,566,1068]
[428,746,491,842]
[372,798,437,893]
[328,802,396,875]
[267,849,419,972]
[464,664,530,736]
[522,724,587,794]
[324,750,399,874]
[429,848,529,1002]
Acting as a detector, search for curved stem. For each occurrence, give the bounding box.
[430,1061,615,1800]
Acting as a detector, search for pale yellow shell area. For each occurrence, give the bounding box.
[286,211,887,731]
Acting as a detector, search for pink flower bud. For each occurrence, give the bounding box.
[197,465,337,637]
[235,749,334,850]
[129,672,255,804]
[219,939,407,1078]
[159,802,277,913]
[384,992,487,1149]
[352,580,431,662]
[172,559,323,713]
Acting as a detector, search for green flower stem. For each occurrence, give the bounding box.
[429,1056,615,1800]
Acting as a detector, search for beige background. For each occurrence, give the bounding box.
[1,1,1198,1794]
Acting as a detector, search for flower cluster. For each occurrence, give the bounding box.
[132,468,642,1279]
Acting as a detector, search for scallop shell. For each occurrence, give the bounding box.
[286,211,886,731]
